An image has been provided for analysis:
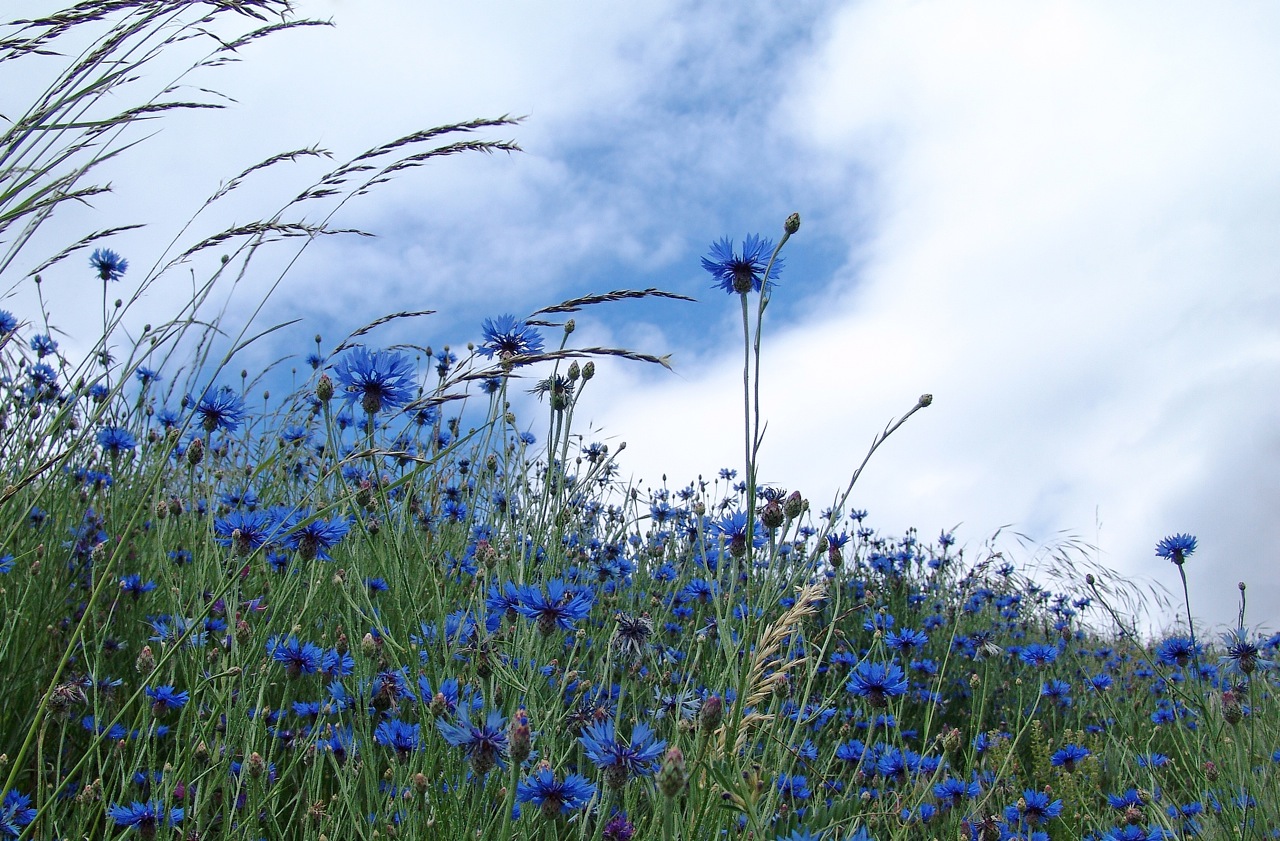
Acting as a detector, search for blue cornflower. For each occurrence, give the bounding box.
[29,333,58,358]
[437,708,508,775]
[285,511,351,561]
[885,628,929,653]
[97,426,137,455]
[106,800,182,832]
[145,686,189,715]
[1041,679,1073,707]
[1102,827,1170,841]
[374,719,421,762]
[0,556,12,575]
[119,574,156,599]
[0,311,16,334]
[846,662,908,709]
[194,385,246,434]
[777,773,812,801]
[333,347,416,415]
[134,366,160,386]
[933,777,979,808]
[1155,635,1198,668]
[90,248,128,281]
[479,314,545,361]
[213,509,286,556]
[1019,642,1059,667]
[515,579,593,636]
[702,234,783,294]
[1220,626,1273,677]
[775,830,829,841]
[516,764,596,819]
[1155,533,1196,565]
[709,510,765,559]
[1050,743,1090,771]
[267,636,323,678]
[1011,789,1064,826]
[579,719,666,790]
[0,790,36,838]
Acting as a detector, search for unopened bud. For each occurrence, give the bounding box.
[509,708,532,765]
[135,645,155,676]
[784,212,801,235]
[699,695,723,733]
[567,362,580,382]
[582,361,595,380]
[316,374,333,403]
[657,746,686,797]
[186,437,204,467]
[918,393,933,407]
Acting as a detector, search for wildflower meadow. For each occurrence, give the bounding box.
[0,4,1276,840]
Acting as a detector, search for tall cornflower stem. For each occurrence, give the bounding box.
[741,226,793,572]
[1175,564,1203,682]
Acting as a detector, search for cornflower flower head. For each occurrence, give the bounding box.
[1220,626,1273,677]
[374,719,421,763]
[29,333,57,357]
[1018,642,1059,668]
[194,385,246,434]
[144,686,188,716]
[776,830,829,841]
[106,800,183,835]
[885,628,929,653]
[710,510,765,559]
[1155,533,1196,565]
[437,708,508,775]
[579,719,666,790]
[97,426,137,455]
[333,347,416,416]
[1008,789,1064,826]
[529,373,574,410]
[478,314,545,361]
[515,579,593,636]
[267,636,323,679]
[1050,743,1090,771]
[0,791,36,838]
[214,509,285,557]
[846,662,908,709]
[610,612,654,666]
[285,512,351,561]
[90,247,128,281]
[701,234,783,294]
[603,811,636,841]
[0,310,15,334]
[517,762,596,819]
[1155,636,1198,668]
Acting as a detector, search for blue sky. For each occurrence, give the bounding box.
[8,1,1280,633]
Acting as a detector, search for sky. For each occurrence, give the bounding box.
[7,1,1280,635]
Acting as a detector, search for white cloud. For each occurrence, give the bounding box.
[592,2,1280,632]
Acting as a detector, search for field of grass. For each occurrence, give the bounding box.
[1,4,1277,840]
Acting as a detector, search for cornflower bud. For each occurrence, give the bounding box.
[186,436,204,466]
[567,361,580,382]
[316,373,334,403]
[784,212,801,235]
[509,708,532,765]
[582,361,595,380]
[657,746,686,797]
[699,695,723,733]
[135,644,155,676]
